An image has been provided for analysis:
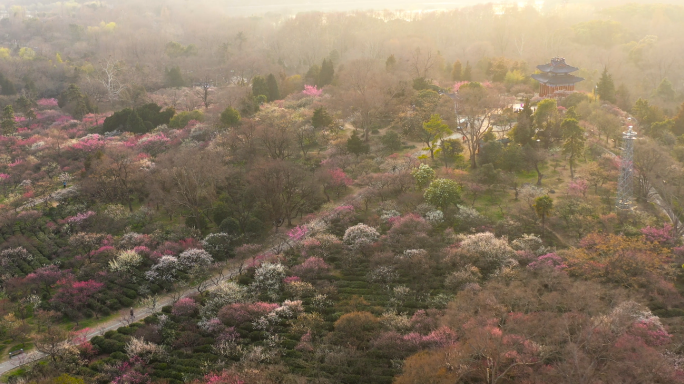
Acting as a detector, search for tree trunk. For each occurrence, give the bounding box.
[534,163,543,186]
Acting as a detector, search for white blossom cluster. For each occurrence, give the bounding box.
[251,262,287,299]
[343,224,379,249]
[108,249,143,272]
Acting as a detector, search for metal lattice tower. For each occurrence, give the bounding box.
[616,125,637,209]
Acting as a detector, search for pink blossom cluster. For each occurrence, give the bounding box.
[14,116,27,122]
[291,257,329,279]
[328,168,353,187]
[203,371,245,384]
[72,134,106,152]
[288,225,308,241]
[8,159,24,167]
[283,276,301,284]
[372,326,458,353]
[303,85,323,97]
[65,211,96,224]
[334,205,355,213]
[37,98,59,107]
[641,223,674,244]
[527,253,567,271]
[218,302,280,325]
[567,178,588,197]
[172,297,198,316]
[629,319,672,346]
[453,81,469,92]
[0,173,9,181]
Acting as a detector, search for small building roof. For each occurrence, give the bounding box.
[531,73,584,86]
[536,57,579,74]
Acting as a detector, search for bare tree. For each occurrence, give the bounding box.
[455,83,503,169]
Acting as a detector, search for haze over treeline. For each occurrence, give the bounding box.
[0,0,682,111]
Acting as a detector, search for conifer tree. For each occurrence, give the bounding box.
[126,110,146,134]
[347,130,369,157]
[266,74,280,101]
[452,60,463,81]
[596,67,616,104]
[318,59,335,87]
[165,66,186,88]
[385,54,397,71]
[462,61,472,81]
[312,107,333,129]
[1,105,16,135]
[252,76,269,99]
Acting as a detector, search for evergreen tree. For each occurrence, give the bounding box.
[462,61,472,81]
[220,106,241,127]
[672,103,684,137]
[318,59,335,87]
[533,195,553,235]
[305,65,320,85]
[266,74,280,101]
[596,67,616,104]
[452,60,463,81]
[510,99,534,145]
[347,130,369,157]
[381,131,402,152]
[58,84,96,120]
[385,54,397,71]
[126,110,146,134]
[561,118,585,178]
[654,78,676,101]
[252,75,269,99]
[312,107,333,129]
[1,105,15,135]
[165,66,186,87]
[0,77,16,96]
[16,95,36,124]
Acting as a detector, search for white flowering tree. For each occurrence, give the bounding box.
[108,250,143,272]
[343,224,379,250]
[459,232,517,277]
[251,262,286,300]
[178,248,214,270]
[201,233,236,260]
[125,336,165,362]
[145,255,180,282]
[200,281,249,319]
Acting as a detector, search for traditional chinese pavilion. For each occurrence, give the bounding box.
[531,57,584,97]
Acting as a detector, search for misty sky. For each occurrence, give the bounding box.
[215,0,670,16]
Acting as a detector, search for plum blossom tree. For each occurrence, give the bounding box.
[343,224,380,251]
[50,278,104,316]
[108,250,144,273]
[145,255,180,282]
[177,248,214,271]
[459,232,517,277]
[251,262,286,299]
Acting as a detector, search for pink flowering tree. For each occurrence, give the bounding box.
[172,297,198,316]
[641,223,674,245]
[526,253,567,272]
[567,178,588,197]
[36,98,59,107]
[50,278,104,316]
[291,257,330,280]
[302,85,323,97]
[321,168,353,201]
[288,225,308,242]
[71,134,106,153]
[217,302,279,326]
[198,370,244,384]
